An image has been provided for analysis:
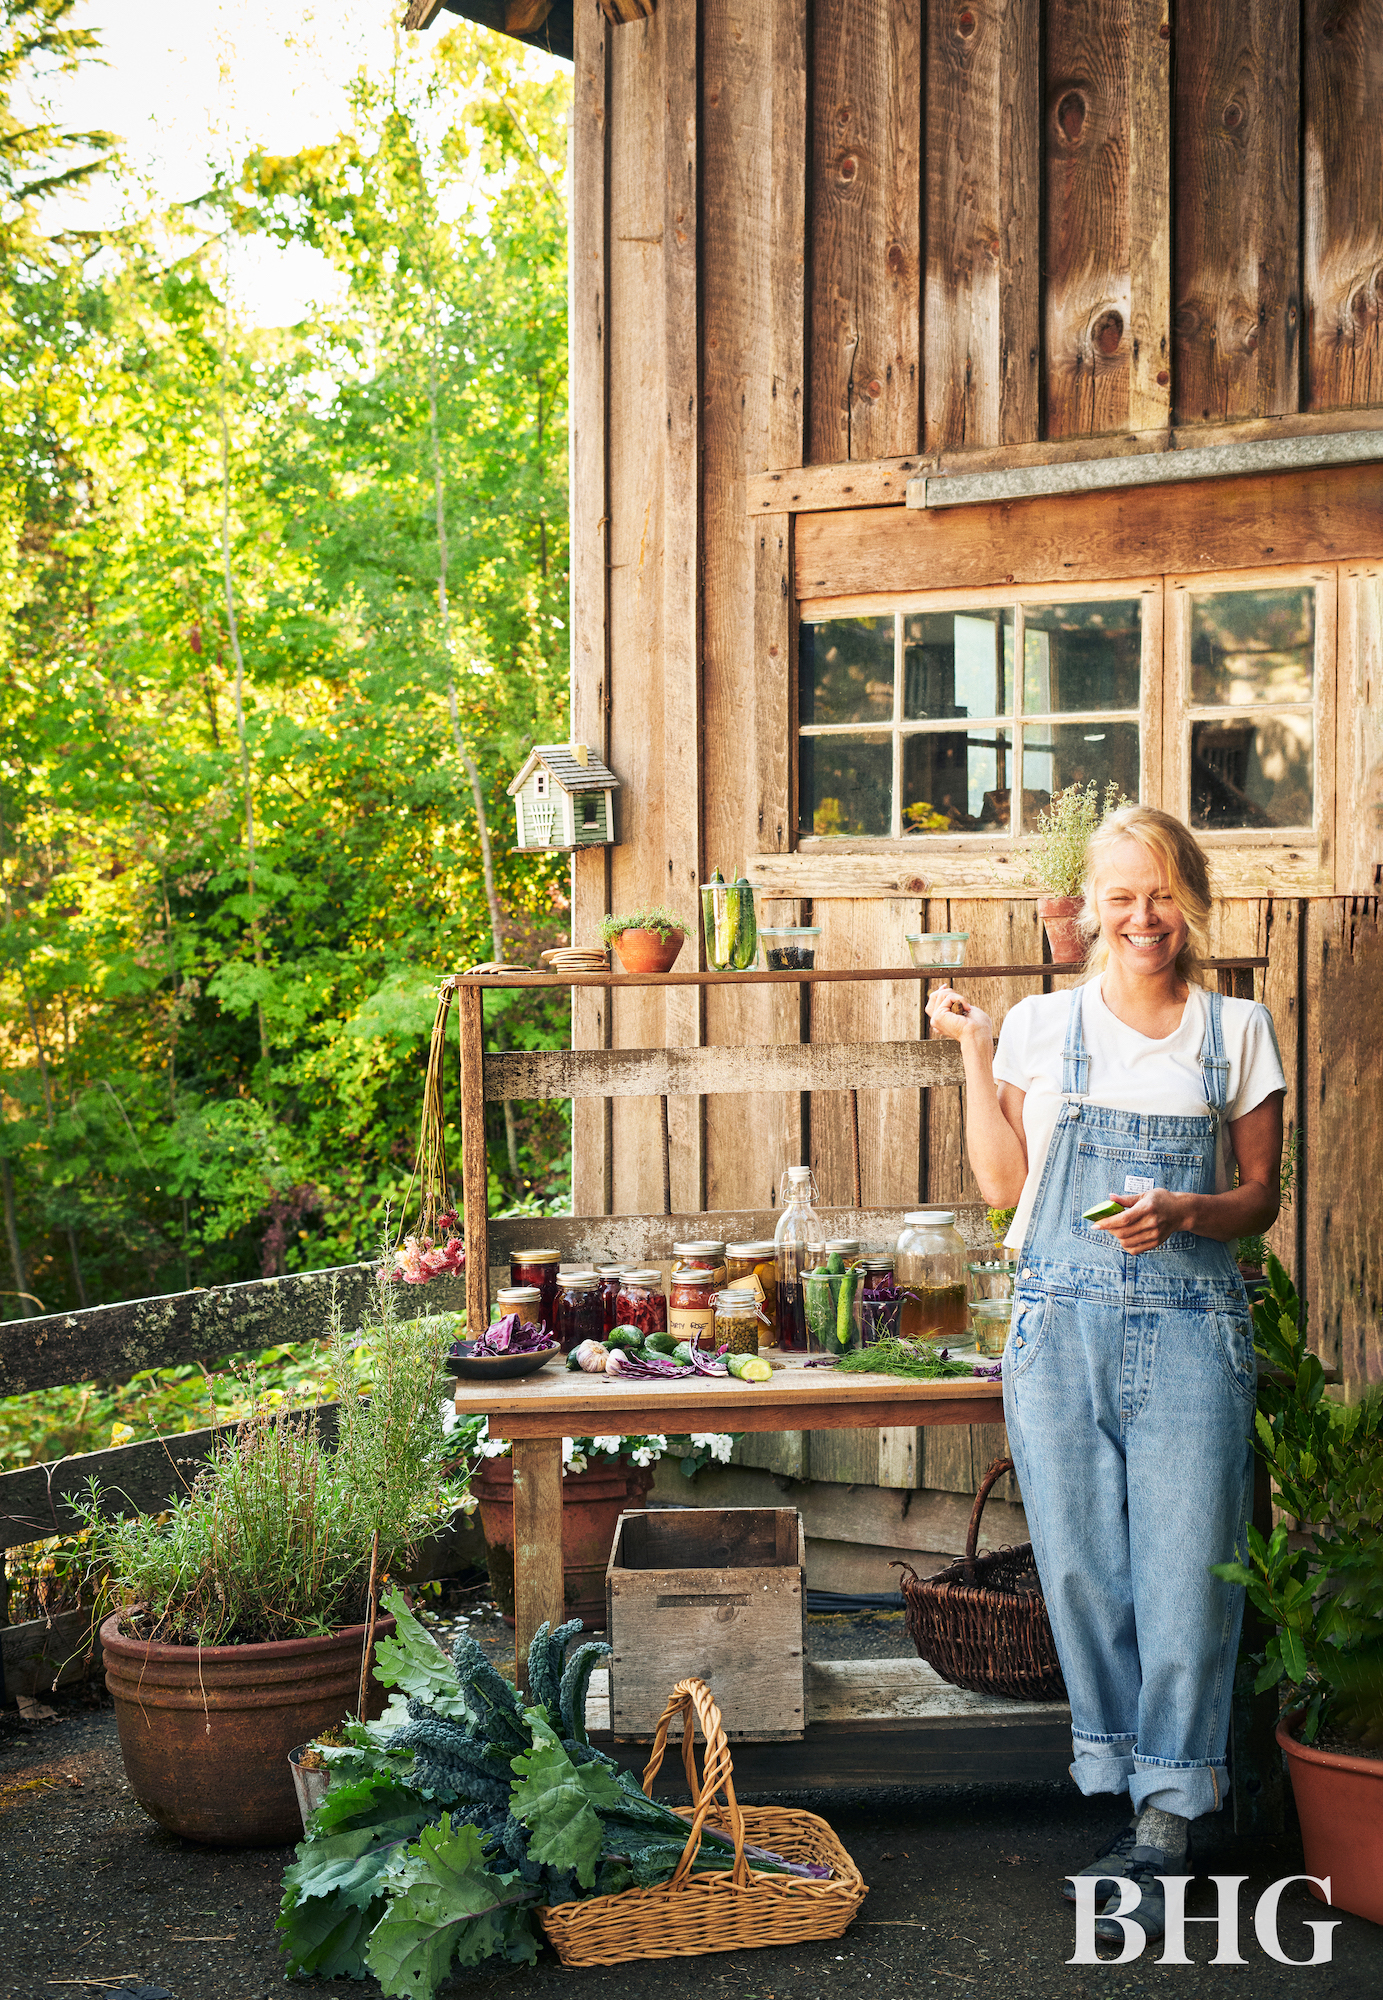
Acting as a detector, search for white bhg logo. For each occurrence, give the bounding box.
[1068,1875,1339,1966]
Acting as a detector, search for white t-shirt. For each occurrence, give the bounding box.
[993,981,1287,1253]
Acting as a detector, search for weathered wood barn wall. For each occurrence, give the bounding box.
[549,0,1383,1392]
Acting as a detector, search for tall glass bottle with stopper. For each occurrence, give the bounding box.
[774,1166,824,1352]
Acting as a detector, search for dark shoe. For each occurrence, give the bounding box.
[1061,1821,1139,1903]
[1093,1848,1170,1945]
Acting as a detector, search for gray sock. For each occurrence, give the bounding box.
[1136,1804,1189,1864]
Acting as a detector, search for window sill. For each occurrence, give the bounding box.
[752,841,1332,900]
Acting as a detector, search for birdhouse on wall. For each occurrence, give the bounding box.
[507,743,620,852]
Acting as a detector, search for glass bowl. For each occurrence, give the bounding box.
[905,930,970,968]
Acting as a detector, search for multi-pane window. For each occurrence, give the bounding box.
[798,592,1145,839]
[796,573,1326,847]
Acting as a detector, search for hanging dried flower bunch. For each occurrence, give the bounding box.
[388,977,466,1284]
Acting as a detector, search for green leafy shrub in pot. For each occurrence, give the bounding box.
[74,1266,466,1646]
[1024,779,1129,897]
[598,906,686,947]
[1212,1254,1383,1747]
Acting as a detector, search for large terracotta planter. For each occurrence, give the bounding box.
[1036,894,1087,966]
[1277,1712,1383,1925]
[101,1610,395,1847]
[473,1457,653,1629]
[611,928,685,974]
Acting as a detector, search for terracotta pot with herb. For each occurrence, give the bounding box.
[1025,780,1128,965]
[600,905,687,974]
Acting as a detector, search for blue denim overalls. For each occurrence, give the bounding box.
[1002,983,1256,1819]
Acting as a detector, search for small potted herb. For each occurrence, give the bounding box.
[599,905,688,974]
[1025,780,1127,964]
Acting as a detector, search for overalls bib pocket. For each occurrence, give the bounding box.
[1006,1291,1052,1379]
[1070,1139,1204,1251]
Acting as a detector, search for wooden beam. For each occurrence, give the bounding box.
[483,1038,965,1102]
[600,0,654,20]
[1303,0,1383,412]
[1127,0,1172,430]
[512,1437,565,1691]
[747,409,1383,514]
[795,462,1383,601]
[908,424,1383,508]
[402,0,447,28]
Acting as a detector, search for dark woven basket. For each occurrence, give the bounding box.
[893,1458,1067,1703]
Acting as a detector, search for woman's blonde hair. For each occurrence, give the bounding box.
[1077,805,1212,984]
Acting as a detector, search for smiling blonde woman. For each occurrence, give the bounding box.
[926,805,1285,1945]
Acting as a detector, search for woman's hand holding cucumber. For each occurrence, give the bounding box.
[1086,1189,1191,1254]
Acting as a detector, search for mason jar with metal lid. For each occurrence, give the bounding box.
[491,1284,542,1327]
[596,1266,624,1334]
[672,1239,727,1286]
[725,1240,777,1325]
[509,1248,560,1333]
[555,1271,604,1354]
[824,1238,861,1263]
[669,1265,717,1350]
[615,1269,668,1338]
[713,1285,763,1355]
[894,1211,968,1343]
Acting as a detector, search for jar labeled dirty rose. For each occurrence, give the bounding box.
[669,1265,716,1349]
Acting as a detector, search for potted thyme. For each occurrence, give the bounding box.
[75,1261,465,1847]
[599,905,687,974]
[1025,780,1126,964]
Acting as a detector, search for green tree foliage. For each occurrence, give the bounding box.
[0,23,574,1321]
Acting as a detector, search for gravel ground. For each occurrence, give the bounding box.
[4,1620,1381,2000]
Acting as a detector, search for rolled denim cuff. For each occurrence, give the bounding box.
[1130,1753,1228,1819]
[1070,1730,1136,1796]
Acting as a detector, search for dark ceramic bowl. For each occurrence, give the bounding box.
[447,1343,559,1380]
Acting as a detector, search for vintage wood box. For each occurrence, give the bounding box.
[605,1506,806,1741]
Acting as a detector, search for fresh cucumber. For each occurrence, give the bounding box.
[825,1251,846,1275]
[606,1326,645,1353]
[670,1341,695,1366]
[729,875,757,971]
[643,1329,679,1357]
[727,1353,772,1383]
[834,1265,860,1353]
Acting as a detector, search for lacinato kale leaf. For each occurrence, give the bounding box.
[363,1815,539,1998]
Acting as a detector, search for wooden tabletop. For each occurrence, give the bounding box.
[457,1350,1004,1440]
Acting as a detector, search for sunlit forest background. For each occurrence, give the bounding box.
[0,0,574,1328]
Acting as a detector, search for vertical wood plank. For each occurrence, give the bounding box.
[661,0,704,1212]
[809,0,922,462]
[1302,898,1383,1393]
[1172,0,1300,425]
[702,0,807,1209]
[1126,0,1172,429]
[1262,898,1303,1280]
[458,981,490,1334]
[1044,0,1133,438]
[570,1,613,1218]
[923,0,1003,451]
[999,0,1042,444]
[512,1438,566,1692]
[1303,0,1383,413]
[1336,566,1383,899]
[1314,565,1338,889]
[808,900,924,1209]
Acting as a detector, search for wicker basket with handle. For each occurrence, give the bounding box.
[538,1675,867,1966]
[893,1457,1067,1703]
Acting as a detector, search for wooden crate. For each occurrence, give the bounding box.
[605,1508,806,1742]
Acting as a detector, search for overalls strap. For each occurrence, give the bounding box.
[1061,985,1090,1099]
[1199,987,1230,1120]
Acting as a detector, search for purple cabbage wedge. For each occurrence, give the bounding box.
[453,1313,554,1359]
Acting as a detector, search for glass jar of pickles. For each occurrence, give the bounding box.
[970,1298,1012,1357]
[555,1272,603,1354]
[509,1248,560,1334]
[672,1240,727,1286]
[596,1266,623,1334]
[492,1284,542,1326]
[893,1211,969,1343]
[713,1285,762,1355]
[669,1266,717,1349]
[615,1269,667,1338]
[725,1241,777,1326]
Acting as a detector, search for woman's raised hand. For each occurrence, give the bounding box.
[925,984,994,1043]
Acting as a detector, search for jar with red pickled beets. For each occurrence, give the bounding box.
[555,1272,604,1354]
[509,1247,560,1334]
[615,1269,668,1338]
[596,1266,623,1334]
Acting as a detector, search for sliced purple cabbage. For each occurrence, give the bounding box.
[451,1313,554,1360]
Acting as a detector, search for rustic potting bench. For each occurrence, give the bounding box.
[451,957,1281,1823]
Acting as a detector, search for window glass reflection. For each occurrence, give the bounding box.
[798,734,892,837]
[799,617,895,726]
[1019,721,1141,831]
[1190,588,1314,707]
[1022,600,1141,713]
[1190,716,1313,830]
[903,609,1012,720]
[903,729,1014,834]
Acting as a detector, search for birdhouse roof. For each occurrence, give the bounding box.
[507,745,619,796]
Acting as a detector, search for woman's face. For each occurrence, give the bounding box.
[1094,838,1189,980]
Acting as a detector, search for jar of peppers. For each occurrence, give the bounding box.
[596,1266,624,1334]
[669,1266,717,1349]
[555,1272,604,1353]
[672,1240,727,1286]
[509,1248,560,1335]
[615,1269,667,1338]
[713,1286,763,1355]
[725,1241,777,1325]
[492,1284,542,1326]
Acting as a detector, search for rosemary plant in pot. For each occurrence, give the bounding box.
[1212,1257,1383,1924]
[78,1270,464,1847]
[599,905,687,974]
[1025,780,1126,964]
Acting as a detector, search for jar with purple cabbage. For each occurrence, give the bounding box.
[597,1266,624,1334]
[854,1257,903,1346]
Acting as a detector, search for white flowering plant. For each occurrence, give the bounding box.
[445,1411,737,1479]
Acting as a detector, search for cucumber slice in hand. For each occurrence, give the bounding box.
[1082,1197,1125,1223]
